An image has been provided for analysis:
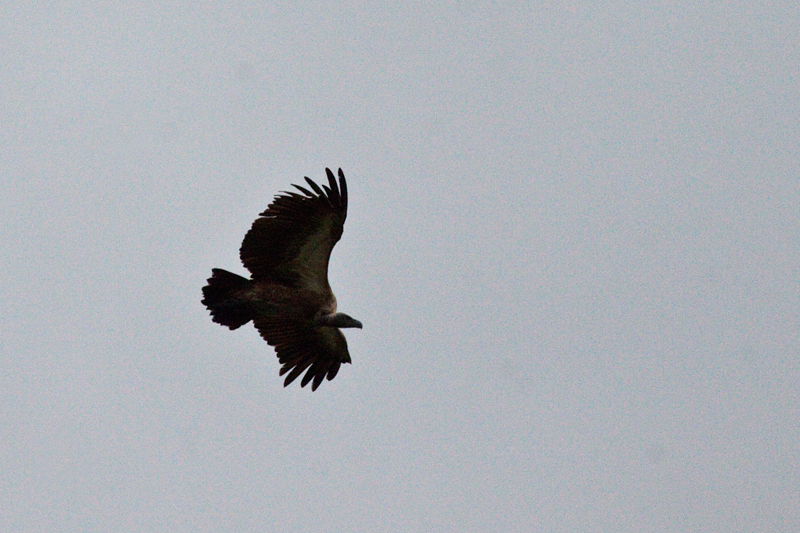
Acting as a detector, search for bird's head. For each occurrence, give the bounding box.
[316,312,363,329]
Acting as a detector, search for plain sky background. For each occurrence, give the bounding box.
[2,2,799,531]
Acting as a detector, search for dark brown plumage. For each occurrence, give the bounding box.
[202,168,361,391]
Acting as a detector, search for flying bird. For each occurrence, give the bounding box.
[202,168,361,391]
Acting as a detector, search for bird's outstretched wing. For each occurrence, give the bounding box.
[239,168,348,293]
[253,317,351,391]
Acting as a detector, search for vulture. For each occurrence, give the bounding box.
[201,168,361,391]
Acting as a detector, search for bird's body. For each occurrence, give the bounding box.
[201,168,361,391]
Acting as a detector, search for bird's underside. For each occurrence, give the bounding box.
[201,168,361,391]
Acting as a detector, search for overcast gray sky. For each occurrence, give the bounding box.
[2,2,799,531]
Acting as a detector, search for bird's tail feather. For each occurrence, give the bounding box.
[202,268,252,330]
